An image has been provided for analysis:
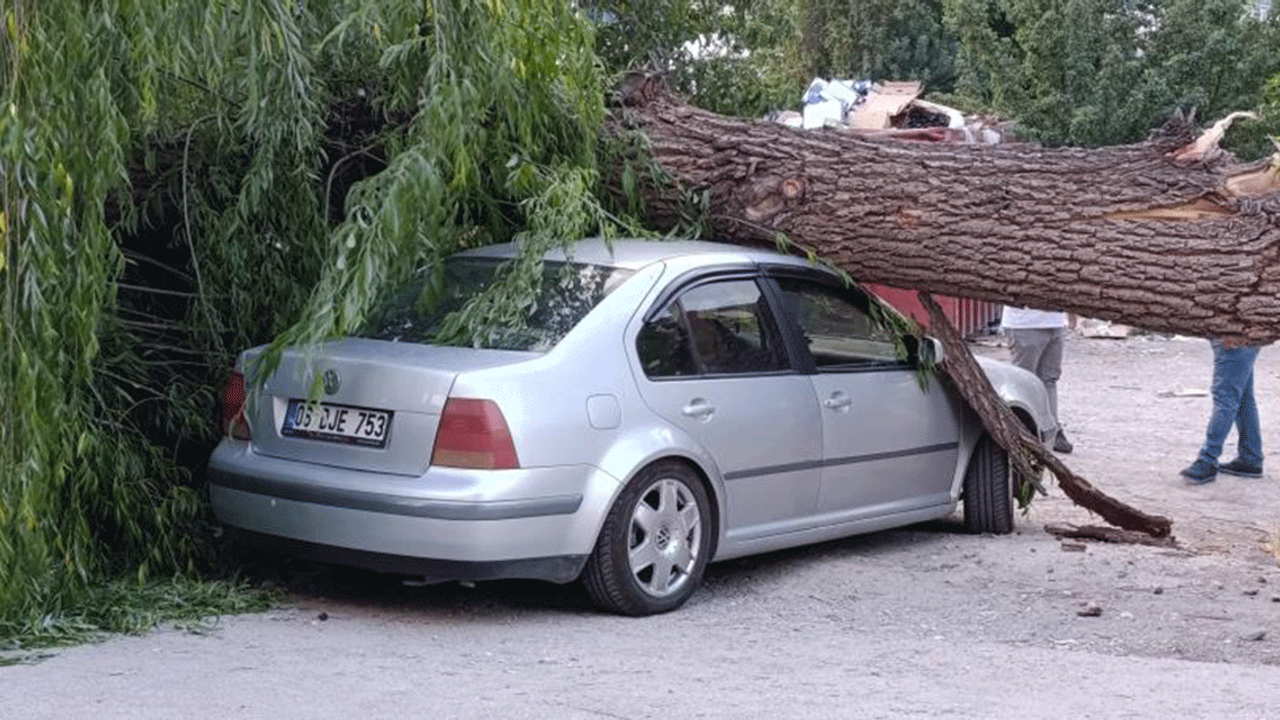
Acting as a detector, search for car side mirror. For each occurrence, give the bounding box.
[922,337,944,365]
[900,334,942,366]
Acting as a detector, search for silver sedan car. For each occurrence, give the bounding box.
[209,239,1055,615]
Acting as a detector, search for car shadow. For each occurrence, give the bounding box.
[229,516,976,618]
[698,517,968,592]
[233,556,599,617]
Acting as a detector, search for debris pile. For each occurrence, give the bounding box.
[769,77,1010,144]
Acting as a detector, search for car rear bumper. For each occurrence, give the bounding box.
[207,440,621,582]
[224,528,589,584]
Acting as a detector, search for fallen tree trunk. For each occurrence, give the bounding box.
[606,74,1251,537]
[611,74,1280,346]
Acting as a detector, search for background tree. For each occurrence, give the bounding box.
[945,0,1157,146]
[944,0,1280,150]
[800,0,958,93]
[1145,0,1280,158]
[586,0,803,116]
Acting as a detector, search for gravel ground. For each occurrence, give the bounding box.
[3,332,1280,719]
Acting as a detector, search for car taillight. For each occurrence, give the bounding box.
[431,398,519,470]
[223,370,250,440]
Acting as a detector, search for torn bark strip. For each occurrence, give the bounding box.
[921,292,1173,538]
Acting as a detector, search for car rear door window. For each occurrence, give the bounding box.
[773,277,902,369]
[638,279,788,377]
[636,304,698,377]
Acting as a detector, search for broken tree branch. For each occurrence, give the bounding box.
[1045,523,1180,548]
[921,292,1174,538]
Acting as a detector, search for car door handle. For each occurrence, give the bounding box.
[681,399,716,420]
[823,393,852,411]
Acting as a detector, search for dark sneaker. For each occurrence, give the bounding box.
[1218,459,1263,478]
[1180,461,1217,484]
[1053,431,1073,454]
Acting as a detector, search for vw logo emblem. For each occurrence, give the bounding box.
[322,369,341,395]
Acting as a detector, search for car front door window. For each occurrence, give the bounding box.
[773,275,960,515]
[774,278,900,369]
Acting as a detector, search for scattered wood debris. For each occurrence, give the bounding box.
[1045,522,1180,548]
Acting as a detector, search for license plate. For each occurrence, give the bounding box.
[282,399,392,448]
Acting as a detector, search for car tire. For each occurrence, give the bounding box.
[963,434,1014,535]
[582,460,712,616]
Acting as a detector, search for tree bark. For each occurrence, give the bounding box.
[611,74,1280,346]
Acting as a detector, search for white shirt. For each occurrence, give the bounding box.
[1001,306,1068,329]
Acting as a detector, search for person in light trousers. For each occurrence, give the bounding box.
[1001,306,1073,453]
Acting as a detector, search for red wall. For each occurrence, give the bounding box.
[865,284,1001,337]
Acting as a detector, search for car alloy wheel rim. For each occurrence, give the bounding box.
[627,477,702,598]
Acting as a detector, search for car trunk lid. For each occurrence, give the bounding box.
[245,338,533,476]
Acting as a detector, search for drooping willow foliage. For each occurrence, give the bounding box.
[0,0,612,637]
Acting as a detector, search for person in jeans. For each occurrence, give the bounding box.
[1001,306,1072,453]
[1181,339,1264,484]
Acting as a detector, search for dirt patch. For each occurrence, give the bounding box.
[977,332,1280,563]
[952,332,1280,663]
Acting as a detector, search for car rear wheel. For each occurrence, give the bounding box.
[583,460,711,616]
[963,434,1014,534]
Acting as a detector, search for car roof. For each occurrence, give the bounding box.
[456,237,823,273]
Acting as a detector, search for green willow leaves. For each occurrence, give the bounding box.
[0,0,609,640]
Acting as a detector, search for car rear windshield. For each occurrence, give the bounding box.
[359,256,634,351]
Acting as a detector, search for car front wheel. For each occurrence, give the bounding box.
[583,460,712,616]
[963,434,1014,534]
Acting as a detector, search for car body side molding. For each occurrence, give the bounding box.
[722,441,959,481]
